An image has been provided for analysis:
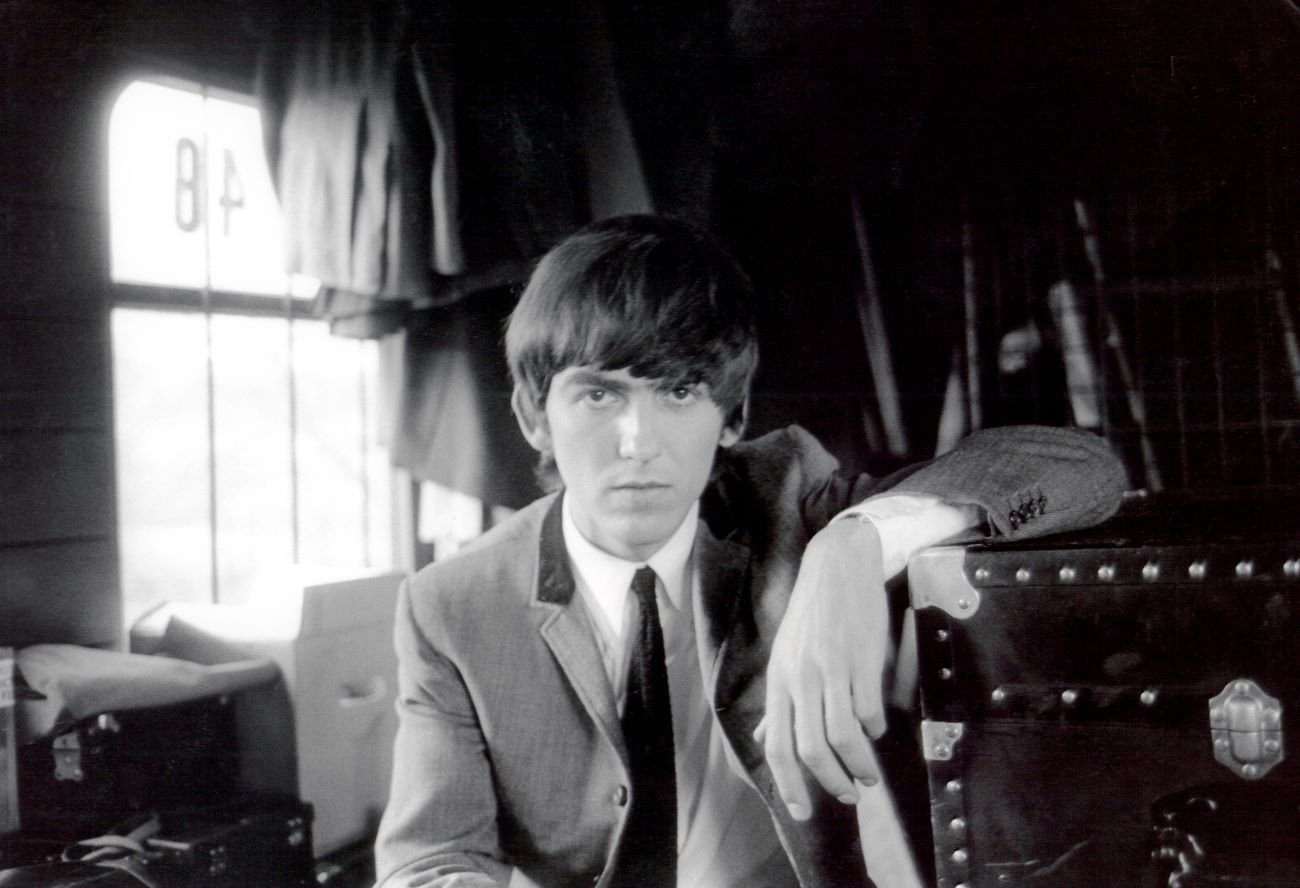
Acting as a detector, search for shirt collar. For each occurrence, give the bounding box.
[561,494,698,637]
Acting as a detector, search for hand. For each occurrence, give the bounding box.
[756,517,890,821]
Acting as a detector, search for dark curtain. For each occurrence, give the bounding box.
[251,0,729,505]
[253,0,1300,502]
[393,287,542,511]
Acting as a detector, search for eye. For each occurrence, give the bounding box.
[581,388,611,406]
[664,384,700,406]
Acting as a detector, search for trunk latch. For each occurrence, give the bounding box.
[1209,679,1283,779]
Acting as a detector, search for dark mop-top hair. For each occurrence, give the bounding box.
[506,214,759,432]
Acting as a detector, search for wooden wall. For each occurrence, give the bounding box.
[1,1,257,648]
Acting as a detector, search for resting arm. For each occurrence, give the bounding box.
[374,581,511,888]
[762,425,1127,820]
[760,500,976,818]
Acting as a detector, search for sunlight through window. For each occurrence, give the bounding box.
[109,79,393,627]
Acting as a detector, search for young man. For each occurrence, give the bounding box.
[374,215,1125,888]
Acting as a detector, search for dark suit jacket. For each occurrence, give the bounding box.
[374,425,1126,888]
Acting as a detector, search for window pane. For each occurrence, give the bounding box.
[364,342,395,564]
[112,308,213,626]
[109,81,207,289]
[203,96,296,296]
[294,323,386,569]
[210,314,295,605]
[110,78,397,623]
[109,79,308,298]
[418,482,483,559]
[114,310,396,619]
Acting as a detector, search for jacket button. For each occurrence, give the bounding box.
[613,785,628,806]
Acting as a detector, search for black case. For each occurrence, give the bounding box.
[142,800,314,888]
[907,496,1300,887]
[0,798,314,888]
[16,696,241,840]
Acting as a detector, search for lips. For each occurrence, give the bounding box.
[609,481,670,492]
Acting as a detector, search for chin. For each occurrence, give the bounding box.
[608,517,676,553]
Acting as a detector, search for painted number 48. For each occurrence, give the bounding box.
[175,138,245,236]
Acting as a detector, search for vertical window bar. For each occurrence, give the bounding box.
[202,306,219,602]
[286,293,301,564]
[358,340,373,567]
[199,86,220,604]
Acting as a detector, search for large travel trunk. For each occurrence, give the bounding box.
[906,495,1300,887]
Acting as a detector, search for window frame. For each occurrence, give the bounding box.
[106,75,402,620]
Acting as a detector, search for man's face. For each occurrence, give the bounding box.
[518,366,742,562]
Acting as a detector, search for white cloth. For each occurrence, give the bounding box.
[839,493,981,579]
[14,644,279,744]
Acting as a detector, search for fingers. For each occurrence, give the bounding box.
[824,684,878,788]
[760,677,884,822]
[761,680,812,821]
[852,661,888,740]
[793,679,859,806]
[759,516,893,820]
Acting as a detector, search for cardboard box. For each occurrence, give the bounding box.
[134,570,404,857]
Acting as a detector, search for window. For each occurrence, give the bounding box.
[109,79,395,626]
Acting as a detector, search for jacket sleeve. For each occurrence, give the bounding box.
[373,578,512,888]
[800,425,1128,540]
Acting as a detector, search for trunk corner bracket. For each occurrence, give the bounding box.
[922,720,965,761]
[909,547,982,620]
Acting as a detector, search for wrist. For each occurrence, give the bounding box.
[820,511,884,564]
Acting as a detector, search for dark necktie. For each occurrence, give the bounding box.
[616,566,677,886]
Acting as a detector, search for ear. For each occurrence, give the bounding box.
[512,386,552,453]
[718,397,748,449]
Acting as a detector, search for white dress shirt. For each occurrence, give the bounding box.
[511,492,978,888]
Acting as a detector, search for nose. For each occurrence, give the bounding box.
[616,399,663,462]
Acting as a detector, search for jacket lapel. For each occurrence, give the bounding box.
[532,495,628,765]
[693,523,777,783]
[691,527,749,708]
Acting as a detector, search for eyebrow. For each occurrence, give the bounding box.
[560,368,708,393]
[563,369,629,391]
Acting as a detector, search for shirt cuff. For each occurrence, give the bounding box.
[835,494,982,579]
[509,867,544,888]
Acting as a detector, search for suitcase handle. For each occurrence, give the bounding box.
[337,676,388,709]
